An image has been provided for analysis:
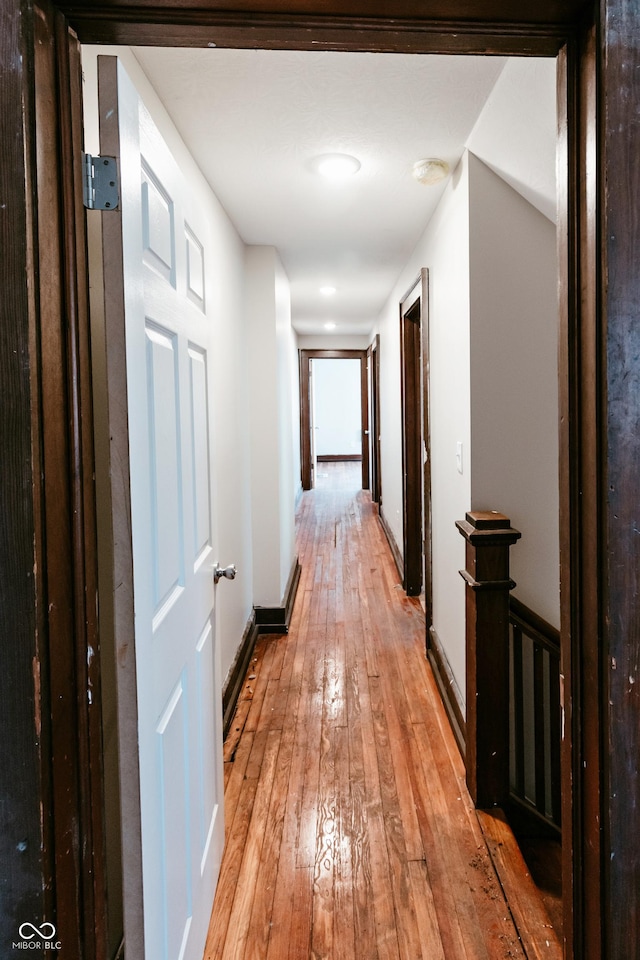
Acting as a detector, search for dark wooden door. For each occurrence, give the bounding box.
[400,284,423,597]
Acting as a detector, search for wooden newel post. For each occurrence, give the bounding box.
[455,511,521,809]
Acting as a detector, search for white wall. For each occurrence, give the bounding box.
[468,153,559,627]
[275,252,298,595]
[313,359,362,456]
[376,154,472,700]
[466,58,557,223]
[297,334,372,350]
[246,246,297,605]
[374,149,559,708]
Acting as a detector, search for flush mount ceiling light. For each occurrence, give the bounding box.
[315,153,361,181]
[412,158,450,185]
[324,322,337,330]
[320,286,337,296]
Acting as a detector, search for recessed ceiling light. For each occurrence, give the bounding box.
[320,286,337,296]
[315,154,361,181]
[412,158,450,185]
[324,322,337,330]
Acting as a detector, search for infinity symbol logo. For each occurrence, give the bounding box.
[18,922,56,940]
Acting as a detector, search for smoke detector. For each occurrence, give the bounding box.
[412,158,450,185]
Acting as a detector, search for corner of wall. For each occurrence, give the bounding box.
[467,156,560,628]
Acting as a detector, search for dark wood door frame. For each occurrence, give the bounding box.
[5,0,638,956]
[299,349,369,491]
[420,270,433,630]
[367,335,382,506]
[400,279,423,597]
[399,268,432,612]
[1,3,107,957]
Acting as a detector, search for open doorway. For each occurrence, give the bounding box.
[367,334,382,507]
[26,5,604,952]
[311,357,363,474]
[299,349,369,491]
[90,47,563,959]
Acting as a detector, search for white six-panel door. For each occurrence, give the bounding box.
[100,59,224,960]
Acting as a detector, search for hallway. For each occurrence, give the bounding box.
[204,463,558,959]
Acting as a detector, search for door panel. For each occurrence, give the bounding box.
[195,622,217,859]
[157,677,192,960]
[142,161,176,282]
[146,322,184,614]
[189,345,212,561]
[98,56,224,960]
[186,226,206,308]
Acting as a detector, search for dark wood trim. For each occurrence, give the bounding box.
[299,349,368,492]
[557,37,577,960]
[0,0,50,943]
[59,0,587,24]
[299,348,311,489]
[254,557,301,633]
[222,616,260,738]
[456,511,521,809]
[222,559,302,732]
[378,507,403,582]
[510,596,561,653]
[506,793,562,842]
[420,269,433,629]
[31,5,107,957]
[400,280,423,597]
[557,14,604,957]
[283,555,302,626]
[359,349,370,490]
[55,13,108,957]
[57,3,581,54]
[317,454,362,462]
[601,2,640,955]
[300,349,369,359]
[223,557,300,736]
[368,334,382,505]
[9,0,631,953]
[508,596,561,834]
[253,607,287,632]
[427,626,466,758]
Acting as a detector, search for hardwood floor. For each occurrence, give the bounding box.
[204,462,561,959]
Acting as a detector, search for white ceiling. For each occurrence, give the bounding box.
[132,47,557,337]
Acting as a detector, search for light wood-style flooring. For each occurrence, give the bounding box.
[204,462,561,959]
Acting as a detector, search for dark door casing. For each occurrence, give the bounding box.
[400,290,423,597]
[299,349,369,492]
[4,0,637,956]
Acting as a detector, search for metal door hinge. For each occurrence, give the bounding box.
[83,154,119,210]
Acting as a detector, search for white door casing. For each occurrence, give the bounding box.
[99,58,224,960]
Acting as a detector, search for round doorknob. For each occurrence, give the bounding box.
[214,563,237,584]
